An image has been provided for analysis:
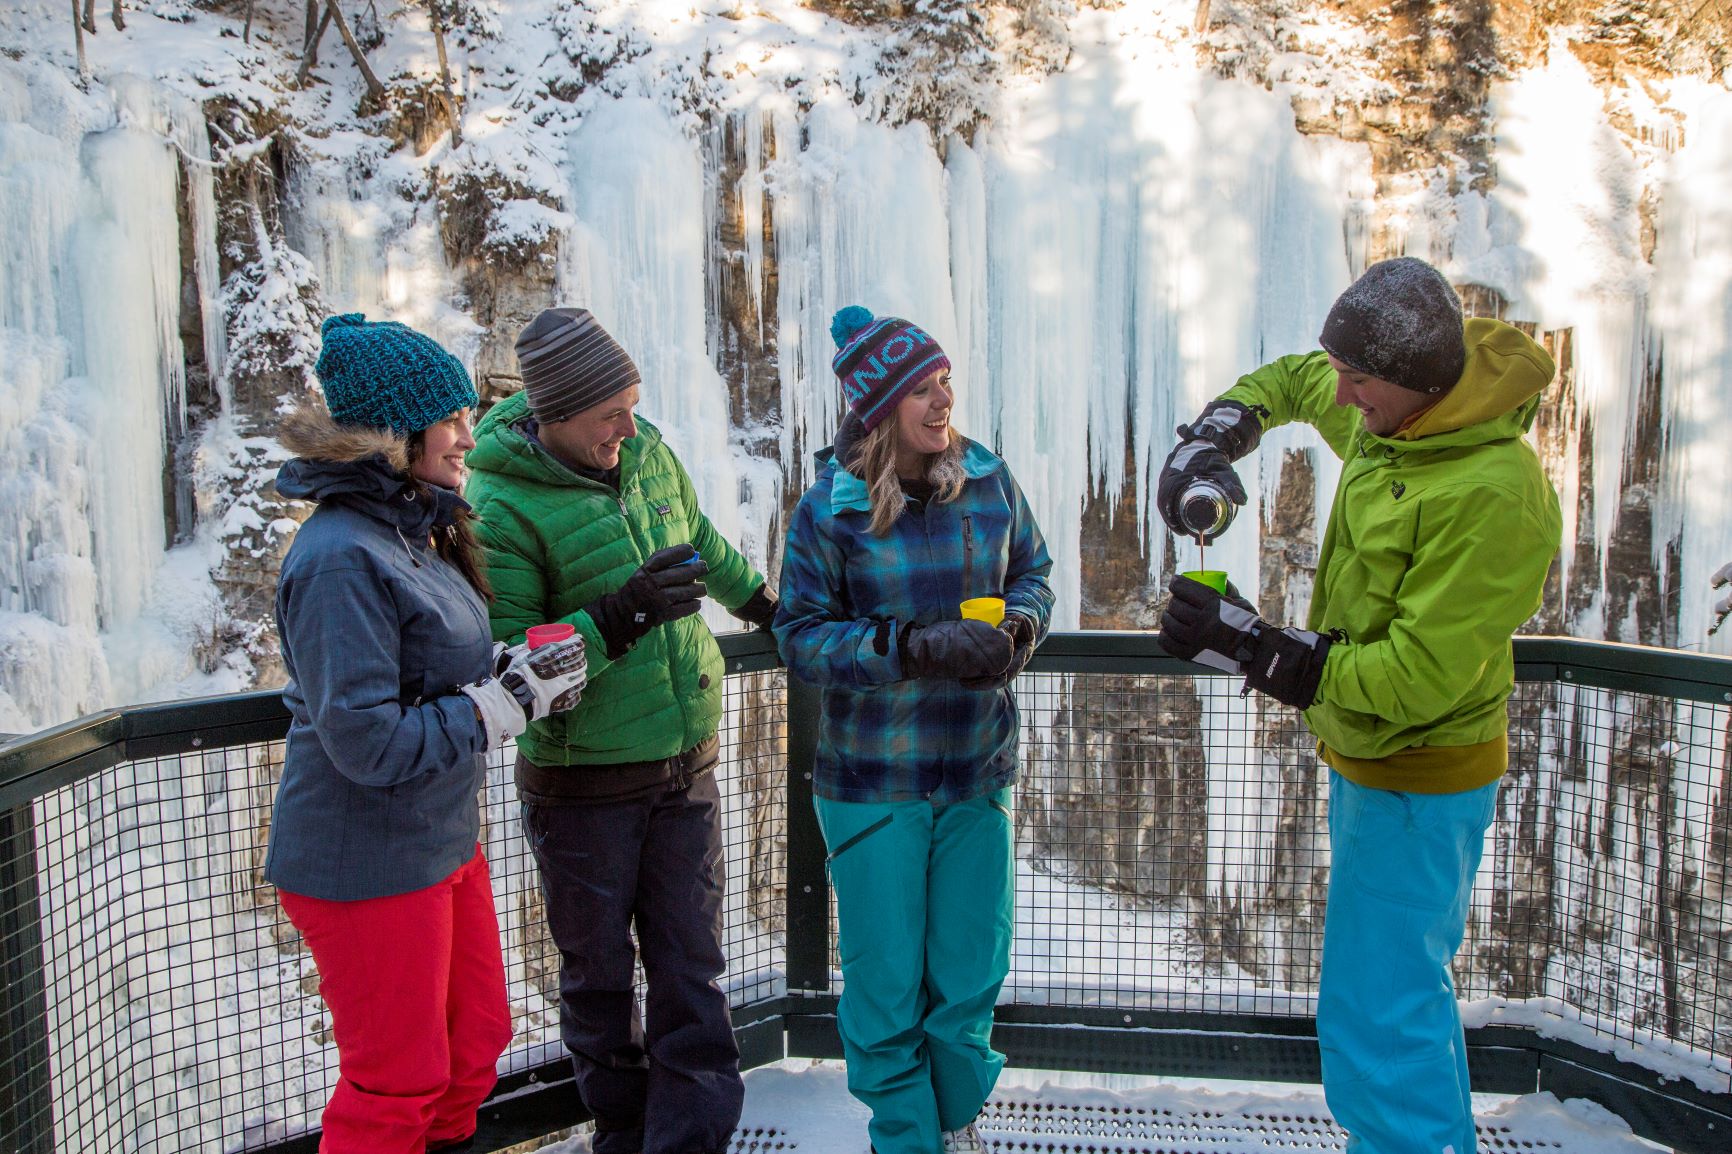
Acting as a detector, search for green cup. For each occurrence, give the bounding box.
[1179,570,1229,594]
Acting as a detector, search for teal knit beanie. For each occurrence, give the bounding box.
[313,313,479,435]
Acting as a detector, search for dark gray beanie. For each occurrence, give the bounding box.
[515,308,642,422]
[1318,257,1466,395]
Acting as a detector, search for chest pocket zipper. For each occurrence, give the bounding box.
[962,514,975,599]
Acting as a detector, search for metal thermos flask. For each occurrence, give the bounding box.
[1177,479,1236,540]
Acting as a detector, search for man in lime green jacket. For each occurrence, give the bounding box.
[1158,258,1562,1154]
[465,308,774,1154]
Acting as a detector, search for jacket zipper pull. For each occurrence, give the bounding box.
[396,526,423,567]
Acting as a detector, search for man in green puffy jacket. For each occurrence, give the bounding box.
[1158,258,1562,1154]
[465,308,775,1154]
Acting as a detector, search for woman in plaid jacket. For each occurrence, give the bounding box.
[773,308,1054,1154]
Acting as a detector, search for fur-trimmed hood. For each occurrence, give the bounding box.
[275,402,467,535]
[278,403,410,471]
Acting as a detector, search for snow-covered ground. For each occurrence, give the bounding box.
[536,1060,1669,1154]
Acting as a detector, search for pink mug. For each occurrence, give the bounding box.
[525,622,576,650]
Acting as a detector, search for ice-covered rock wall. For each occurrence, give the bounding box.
[0,60,228,733]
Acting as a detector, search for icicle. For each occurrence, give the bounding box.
[560,97,747,626]
[0,64,233,729]
[1454,41,1650,624]
[1652,82,1732,652]
[740,108,766,345]
[770,99,960,491]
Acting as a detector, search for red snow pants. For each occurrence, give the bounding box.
[279,845,514,1154]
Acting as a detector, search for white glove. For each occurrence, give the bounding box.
[500,635,587,720]
[460,676,527,750]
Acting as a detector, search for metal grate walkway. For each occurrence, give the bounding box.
[709,1067,1656,1154]
[724,1107,1574,1154]
[975,1098,1565,1152]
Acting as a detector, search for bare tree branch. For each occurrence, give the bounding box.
[297,3,333,88]
[71,0,89,80]
[325,0,387,103]
[429,0,462,147]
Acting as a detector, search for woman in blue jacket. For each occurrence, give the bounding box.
[774,308,1055,1154]
[268,314,585,1154]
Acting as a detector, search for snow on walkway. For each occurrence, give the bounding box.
[539,1059,1667,1153]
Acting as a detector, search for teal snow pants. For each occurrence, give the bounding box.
[1319,770,1500,1154]
[814,789,1016,1154]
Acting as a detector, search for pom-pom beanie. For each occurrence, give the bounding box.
[829,306,951,431]
[313,313,478,435]
[1318,257,1467,396]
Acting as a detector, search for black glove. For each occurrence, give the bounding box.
[1242,619,1333,710]
[584,544,709,659]
[732,585,778,633]
[899,618,1014,681]
[1158,574,1262,674]
[960,614,1037,690]
[1159,574,1332,709]
[1156,399,1264,542]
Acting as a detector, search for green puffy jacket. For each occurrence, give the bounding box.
[1224,318,1563,793]
[464,392,766,767]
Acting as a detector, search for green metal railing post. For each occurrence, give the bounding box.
[784,674,829,994]
[0,799,53,1153]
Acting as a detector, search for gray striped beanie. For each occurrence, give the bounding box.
[514,308,642,422]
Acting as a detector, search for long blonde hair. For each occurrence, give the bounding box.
[849,419,967,536]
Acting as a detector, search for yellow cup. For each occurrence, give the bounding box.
[960,597,1007,627]
[1178,570,1229,594]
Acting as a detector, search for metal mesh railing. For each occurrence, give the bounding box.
[0,669,787,1152]
[1,635,1729,1152]
[977,670,1732,1081]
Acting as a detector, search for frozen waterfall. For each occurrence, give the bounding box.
[0,61,226,732]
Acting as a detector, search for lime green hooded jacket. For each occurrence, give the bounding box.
[1223,318,1563,793]
[464,392,766,767]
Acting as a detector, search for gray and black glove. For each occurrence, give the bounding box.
[1158,574,1332,709]
[490,640,528,678]
[461,635,587,750]
[584,544,709,659]
[960,614,1037,690]
[899,618,1014,682]
[502,636,587,717]
[732,585,779,633]
[1156,399,1264,542]
[1157,574,1261,675]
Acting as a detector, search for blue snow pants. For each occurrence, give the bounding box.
[815,788,1016,1154]
[1319,770,1500,1154]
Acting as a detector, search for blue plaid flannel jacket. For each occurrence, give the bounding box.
[773,438,1055,804]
